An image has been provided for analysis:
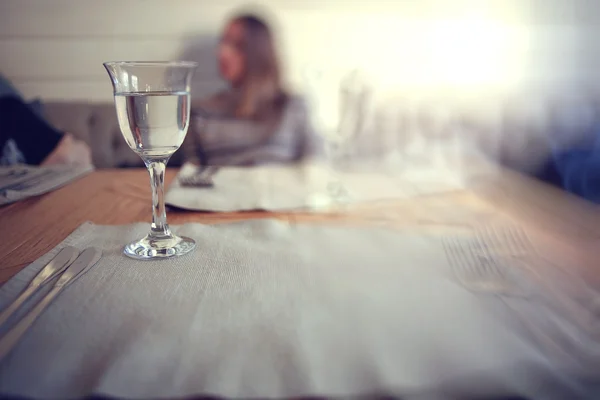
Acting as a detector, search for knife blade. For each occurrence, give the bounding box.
[54,247,102,288]
[0,247,102,361]
[0,246,79,328]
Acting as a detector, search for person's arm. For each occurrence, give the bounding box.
[0,96,63,165]
[40,133,92,167]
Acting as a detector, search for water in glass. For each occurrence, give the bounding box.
[115,91,190,160]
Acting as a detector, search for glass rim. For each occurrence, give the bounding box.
[103,61,198,68]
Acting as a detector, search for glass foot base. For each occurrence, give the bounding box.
[124,234,196,260]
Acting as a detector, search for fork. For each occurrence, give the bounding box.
[178,165,219,188]
[473,223,535,258]
[477,224,600,335]
[443,235,527,297]
[444,236,588,367]
[444,228,600,370]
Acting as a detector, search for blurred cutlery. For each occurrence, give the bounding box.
[0,246,79,327]
[178,165,219,188]
[0,247,102,361]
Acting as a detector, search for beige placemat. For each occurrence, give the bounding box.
[166,162,467,212]
[0,220,596,399]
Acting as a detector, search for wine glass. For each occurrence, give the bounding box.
[104,61,197,260]
[321,70,372,205]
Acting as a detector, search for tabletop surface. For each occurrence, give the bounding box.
[0,167,598,286]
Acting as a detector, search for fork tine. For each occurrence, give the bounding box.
[475,223,534,256]
[444,232,523,295]
[178,165,217,187]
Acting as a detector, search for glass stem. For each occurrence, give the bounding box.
[146,160,171,238]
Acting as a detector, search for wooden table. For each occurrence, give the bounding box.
[1,168,599,286]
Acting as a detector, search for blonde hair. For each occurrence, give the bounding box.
[230,14,287,119]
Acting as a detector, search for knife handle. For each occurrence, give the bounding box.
[0,286,61,361]
[0,286,37,328]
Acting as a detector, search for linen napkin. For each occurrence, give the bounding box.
[0,220,597,400]
[166,161,466,212]
[0,164,93,206]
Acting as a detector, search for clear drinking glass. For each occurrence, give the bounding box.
[104,61,198,260]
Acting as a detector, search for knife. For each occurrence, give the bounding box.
[0,247,102,361]
[0,246,79,328]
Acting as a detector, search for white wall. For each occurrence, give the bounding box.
[2,0,600,103]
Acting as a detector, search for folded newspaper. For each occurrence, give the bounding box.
[0,164,94,206]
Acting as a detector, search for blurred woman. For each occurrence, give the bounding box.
[183,14,323,166]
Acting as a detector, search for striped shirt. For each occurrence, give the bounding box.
[182,90,324,166]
